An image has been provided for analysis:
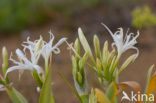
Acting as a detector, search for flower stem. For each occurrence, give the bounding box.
[45,58,49,74]
[80,95,88,103]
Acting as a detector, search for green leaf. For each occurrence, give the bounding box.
[39,62,54,103]
[89,88,97,103]
[81,95,89,103]
[56,70,81,101]
[144,65,154,94]
[106,82,117,102]
[32,69,43,88]
[6,87,27,103]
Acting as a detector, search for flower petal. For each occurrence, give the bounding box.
[6,65,32,76]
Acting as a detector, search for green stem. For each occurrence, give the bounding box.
[45,58,49,74]
[80,95,89,103]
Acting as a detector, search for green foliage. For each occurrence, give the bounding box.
[50,0,101,15]
[78,28,137,86]
[39,59,55,103]
[72,38,89,103]
[0,47,27,103]
[89,89,97,103]
[0,0,102,33]
[105,82,117,103]
[0,0,48,33]
[6,87,28,103]
[132,6,156,29]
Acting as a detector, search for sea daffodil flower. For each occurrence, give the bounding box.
[41,30,67,61]
[6,49,43,76]
[102,23,139,58]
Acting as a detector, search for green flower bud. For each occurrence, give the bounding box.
[102,41,108,62]
[94,35,101,59]
[107,49,116,65]
[79,53,88,71]
[96,58,102,74]
[2,46,8,74]
[89,89,97,103]
[35,36,43,57]
[74,38,80,55]
[77,72,83,85]
[119,54,137,74]
[72,56,78,74]
[78,28,95,65]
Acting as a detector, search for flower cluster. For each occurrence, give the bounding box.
[101,23,139,58]
[6,31,67,76]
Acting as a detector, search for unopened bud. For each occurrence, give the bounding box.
[35,36,43,57]
[96,58,102,74]
[103,41,108,60]
[74,38,80,54]
[78,28,93,58]
[94,35,101,59]
[119,54,137,74]
[77,72,83,85]
[2,46,8,74]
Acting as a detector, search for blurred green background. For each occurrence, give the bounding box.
[1,0,156,33]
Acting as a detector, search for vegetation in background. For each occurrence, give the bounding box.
[132,6,156,29]
[0,0,141,33]
[0,0,102,33]
[0,0,50,32]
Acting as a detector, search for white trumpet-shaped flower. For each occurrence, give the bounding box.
[41,30,67,60]
[102,23,139,58]
[6,48,43,76]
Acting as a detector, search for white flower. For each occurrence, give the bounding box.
[41,30,67,60]
[102,23,139,57]
[22,36,43,64]
[6,48,43,76]
[6,30,66,76]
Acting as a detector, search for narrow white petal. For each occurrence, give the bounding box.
[49,30,55,45]
[52,47,60,54]
[53,38,67,48]
[16,49,31,65]
[6,65,32,76]
[101,23,114,37]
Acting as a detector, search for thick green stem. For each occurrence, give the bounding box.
[80,95,89,103]
[45,58,49,74]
